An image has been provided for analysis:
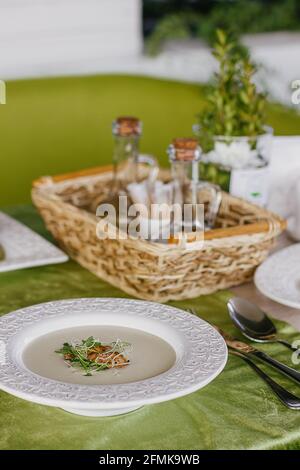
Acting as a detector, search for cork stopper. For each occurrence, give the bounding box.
[168,138,200,161]
[112,116,142,137]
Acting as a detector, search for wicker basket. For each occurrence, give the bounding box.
[32,165,285,302]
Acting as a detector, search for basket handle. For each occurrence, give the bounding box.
[32,164,113,188]
[168,217,286,244]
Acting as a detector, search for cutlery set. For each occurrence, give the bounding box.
[192,297,300,410]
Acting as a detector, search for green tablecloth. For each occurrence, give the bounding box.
[0,205,300,450]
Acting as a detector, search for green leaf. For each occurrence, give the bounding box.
[198,29,267,140]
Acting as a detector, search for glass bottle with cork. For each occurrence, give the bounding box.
[168,138,222,232]
[91,116,157,216]
[112,116,158,200]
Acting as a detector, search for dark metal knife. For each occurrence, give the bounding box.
[217,327,300,385]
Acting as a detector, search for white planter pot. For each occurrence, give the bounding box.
[196,126,274,206]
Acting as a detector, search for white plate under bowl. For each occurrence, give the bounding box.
[0,212,68,272]
[254,244,300,309]
[0,298,227,417]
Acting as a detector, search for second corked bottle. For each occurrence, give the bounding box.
[168,137,222,232]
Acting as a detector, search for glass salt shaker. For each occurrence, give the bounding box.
[168,138,222,231]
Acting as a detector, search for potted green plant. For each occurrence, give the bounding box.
[195,30,273,206]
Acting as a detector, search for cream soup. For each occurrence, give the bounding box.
[22,325,176,385]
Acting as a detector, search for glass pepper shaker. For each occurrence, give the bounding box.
[168,138,222,230]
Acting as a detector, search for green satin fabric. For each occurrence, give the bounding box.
[0,205,300,450]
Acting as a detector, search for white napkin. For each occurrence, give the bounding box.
[267,137,300,241]
[287,179,300,241]
[127,180,174,207]
[127,181,178,240]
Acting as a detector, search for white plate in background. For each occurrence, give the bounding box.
[0,211,68,272]
[255,244,300,309]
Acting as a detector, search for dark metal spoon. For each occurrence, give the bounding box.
[227,297,297,351]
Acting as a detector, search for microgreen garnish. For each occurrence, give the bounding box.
[55,336,131,376]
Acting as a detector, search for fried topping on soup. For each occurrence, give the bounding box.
[55,336,131,376]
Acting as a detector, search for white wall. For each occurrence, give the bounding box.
[0,2,299,108]
[0,0,142,79]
